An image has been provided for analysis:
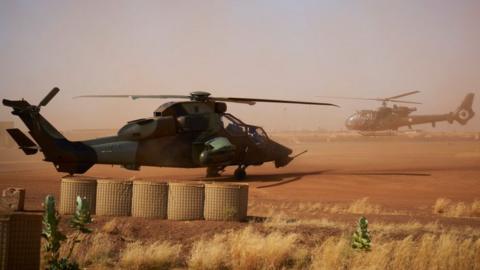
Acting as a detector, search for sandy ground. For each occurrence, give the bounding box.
[1,133,480,253]
[1,135,479,216]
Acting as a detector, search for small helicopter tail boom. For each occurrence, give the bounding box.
[454,93,475,125]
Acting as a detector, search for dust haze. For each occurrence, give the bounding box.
[1,1,479,132]
[1,2,480,269]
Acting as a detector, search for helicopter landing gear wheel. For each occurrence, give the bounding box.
[234,166,247,180]
[206,166,224,178]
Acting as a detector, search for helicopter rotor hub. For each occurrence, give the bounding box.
[190,91,212,102]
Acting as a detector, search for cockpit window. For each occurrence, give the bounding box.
[248,126,268,145]
[221,114,246,136]
[359,110,376,120]
[220,114,268,146]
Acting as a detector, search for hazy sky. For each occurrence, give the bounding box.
[1,0,479,132]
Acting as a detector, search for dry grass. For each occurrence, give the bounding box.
[433,198,480,217]
[188,226,308,270]
[250,197,400,217]
[63,232,116,267]
[310,234,480,270]
[63,217,480,270]
[119,241,182,270]
[101,218,121,234]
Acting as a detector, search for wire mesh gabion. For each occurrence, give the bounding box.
[0,212,42,270]
[59,176,97,215]
[95,179,133,216]
[204,183,249,221]
[167,182,205,221]
[132,181,168,218]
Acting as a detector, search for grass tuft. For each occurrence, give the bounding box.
[120,241,181,270]
[188,226,303,270]
[433,198,480,217]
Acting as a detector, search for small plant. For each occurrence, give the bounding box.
[42,195,93,270]
[42,195,67,269]
[351,216,371,251]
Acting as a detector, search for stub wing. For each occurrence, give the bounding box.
[6,128,38,155]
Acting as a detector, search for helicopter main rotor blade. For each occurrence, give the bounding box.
[213,97,339,107]
[388,99,422,105]
[75,94,339,107]
[39,87,60,107]
[385,91,420,101]
[74,94,191,100]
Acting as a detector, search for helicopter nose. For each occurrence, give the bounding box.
[268,141,294,167]
[345,115,356,130]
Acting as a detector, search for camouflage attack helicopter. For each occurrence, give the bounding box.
[3,88,337,179]
[322,91,475,134]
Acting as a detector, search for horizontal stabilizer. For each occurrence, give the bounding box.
[6,128,38,155]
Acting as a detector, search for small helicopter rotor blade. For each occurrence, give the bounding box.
[385,91,420,101]
[318,92,421,105]
[38,87,60,107]
[212,97,339,107]
[317,96,385,102]
[388,99,422,105]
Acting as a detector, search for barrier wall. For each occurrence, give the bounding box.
[60,176,97,215]
[0,212,42,270]
[204,183,249,221]
[132,181,168,218]
[96,179,132,216]
[167,182,204,220]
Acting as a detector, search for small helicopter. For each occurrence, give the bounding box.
[3,88,337,179]
[321,91,475,134]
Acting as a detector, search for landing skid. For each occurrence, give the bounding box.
[359,129,424,136]
[359,131,398,136]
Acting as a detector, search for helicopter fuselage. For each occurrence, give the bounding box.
[3,94,295,179]
[345,93,475,132]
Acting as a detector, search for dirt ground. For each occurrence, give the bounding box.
[1,132,479,230]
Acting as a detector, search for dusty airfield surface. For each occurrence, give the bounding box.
[1,133,479,221]
[1,132,480,268]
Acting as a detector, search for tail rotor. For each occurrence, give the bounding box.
[455,93,475,125]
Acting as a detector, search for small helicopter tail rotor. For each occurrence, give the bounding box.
[38,87,60,108]
[3,87,60,113]
[454,93,475,125]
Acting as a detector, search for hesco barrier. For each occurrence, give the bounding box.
[204,183,249,221]
[132,181,168,218]
[60,176,97,215]
[167,182,204,220]
[96,179,133,216]
[0,212,42,270]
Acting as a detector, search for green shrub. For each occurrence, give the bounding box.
[351,216,371,251]
[42,195,93,270]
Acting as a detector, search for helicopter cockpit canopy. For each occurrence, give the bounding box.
[221,113,268,145]
[346,110,375,130]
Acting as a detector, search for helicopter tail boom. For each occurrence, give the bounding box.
[3,89,97,174]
